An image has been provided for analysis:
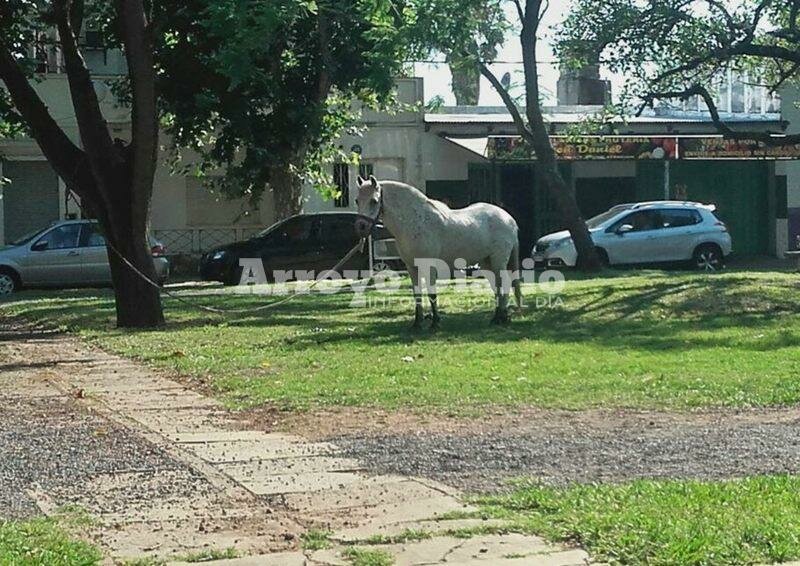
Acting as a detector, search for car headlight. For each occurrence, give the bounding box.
[211,250,227,261]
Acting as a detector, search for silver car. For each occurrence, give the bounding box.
[0,220,169,295]
[532,201,733,271]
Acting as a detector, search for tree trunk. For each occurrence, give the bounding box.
[271,163,304,220]
[533,159,600,270]
[449,56,480,105]
[91,183,165,328]
[519,0,601,272]
[106,231,165,328]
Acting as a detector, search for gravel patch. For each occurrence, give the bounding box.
[0,396,213,519]
[328,411,800,492]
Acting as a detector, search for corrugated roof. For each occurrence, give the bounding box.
[426,112,784,125]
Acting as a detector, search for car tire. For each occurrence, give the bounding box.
[595,247,610,267]
[0,268,20,296]
[693,244,724,272]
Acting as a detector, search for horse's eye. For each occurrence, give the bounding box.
[355,198,359,206]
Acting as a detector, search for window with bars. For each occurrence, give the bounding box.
[358,163,374,181]
[334,163,349,208]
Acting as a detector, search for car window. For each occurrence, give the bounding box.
[321,217,358,247]
[80,223,107,247]
[587,205,634,229]
[611,210,662,233]
[661,209,701,228]
[33,224,81,250]
[273,217,317,245]
[10,226,49,246]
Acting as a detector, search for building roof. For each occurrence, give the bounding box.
[425,106,784,126]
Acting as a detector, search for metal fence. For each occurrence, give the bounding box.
[153,227,261,255]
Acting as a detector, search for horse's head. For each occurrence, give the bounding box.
[354,175,382,237]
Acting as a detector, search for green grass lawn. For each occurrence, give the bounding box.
[0,518,100,565]
[476,475,800,565]
[2,270,799,411]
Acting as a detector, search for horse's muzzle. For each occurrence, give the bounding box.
[354,216,374,238]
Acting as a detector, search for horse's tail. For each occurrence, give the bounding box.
[509,240,523,309]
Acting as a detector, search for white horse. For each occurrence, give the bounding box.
[354,176,522,329]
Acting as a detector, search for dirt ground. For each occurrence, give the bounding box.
[242,405,800,492]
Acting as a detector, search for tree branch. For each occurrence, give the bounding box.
[640,84,800,146]
[511,0,524,22]
[53,0,120,180]
[479,63,529,139]
[317,1,333,101]
[0,40,95,195]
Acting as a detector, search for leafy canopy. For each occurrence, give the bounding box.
[2,0,512,201]
[556,0,798,120]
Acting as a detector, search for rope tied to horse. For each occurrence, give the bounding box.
[102,234,370,316]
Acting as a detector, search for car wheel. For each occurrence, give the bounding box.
[0,269,19,296]
[693,244,724,272]
[595,247,610,267]
[223,265,243,286]
[372,260,392,273]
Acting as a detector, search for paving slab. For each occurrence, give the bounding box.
[184,439,338,463]
[128,408,234,435]
[235,471,372,496]
[100,389,220,411]
[334,517,512,542]
[169,552,307,566]
[283,477,441,513]
[221,456,363,481]
[70,376,187,394]
[171,431,296,444]
[445,533,563,563]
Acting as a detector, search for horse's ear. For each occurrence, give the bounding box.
[357,176,365,186]
[369,175,378,188]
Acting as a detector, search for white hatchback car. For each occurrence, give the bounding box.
[0,220,170,295]
[532,201,733,270]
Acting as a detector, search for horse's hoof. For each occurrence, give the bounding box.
[490,312,511,325]
[430,318,441,331]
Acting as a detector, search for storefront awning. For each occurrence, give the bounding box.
[485,135,800,161]
[444,137,490,159]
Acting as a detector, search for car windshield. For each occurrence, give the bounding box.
[9,226,49,246]
[256,220,284,239]
[586,205,634,229]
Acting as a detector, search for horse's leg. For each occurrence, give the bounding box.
[409,265,424,330]
[489,254,512,325]
[428,270,441,330]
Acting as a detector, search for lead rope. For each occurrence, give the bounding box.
[101,235,370,315]
[69,188,381,316]
[100,234,371,314]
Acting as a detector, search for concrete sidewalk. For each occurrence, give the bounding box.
[1,331,591,565]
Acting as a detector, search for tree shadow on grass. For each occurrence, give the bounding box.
[3,275,799,355]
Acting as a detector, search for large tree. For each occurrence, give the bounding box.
[481,0,601,270]
[0,0,165,327]
[153,0,415,220]
[0,1,427,328]
[420,0,600,269]
[558,0,799,144]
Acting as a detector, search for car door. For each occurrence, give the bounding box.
[78,223,112,283]
[22,223,84,286]
[260,216,322,280]
[318,215,365,274]
[657,209,704,261]
[605,210,664,264]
